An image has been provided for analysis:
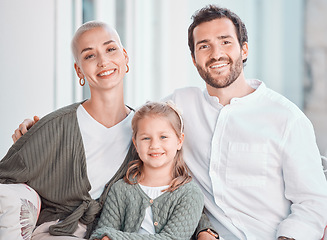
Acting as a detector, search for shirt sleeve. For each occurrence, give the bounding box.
[194,209,216,237]
[276,116,327,239]
[90,183,204,240]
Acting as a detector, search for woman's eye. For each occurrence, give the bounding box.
[85,54,94,60]
[107,47,116,52]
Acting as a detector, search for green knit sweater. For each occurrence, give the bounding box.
[90,179,204,240]
[0,102,134,237]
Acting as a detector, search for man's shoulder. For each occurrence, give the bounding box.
[172,86,204,96]
[165,86,204,103]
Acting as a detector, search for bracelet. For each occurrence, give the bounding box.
[206,228,219,239]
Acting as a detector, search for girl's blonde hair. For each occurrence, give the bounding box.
[124,101,192,192]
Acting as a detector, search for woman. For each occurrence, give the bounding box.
[0,21,133,239]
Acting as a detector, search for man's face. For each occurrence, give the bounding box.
[192,18,248,89]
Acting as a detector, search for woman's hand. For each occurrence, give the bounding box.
[12,116,39,143]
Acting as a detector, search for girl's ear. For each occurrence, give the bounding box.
[74,63,84,79]
[132,137,138,151]
[177,133,184,151]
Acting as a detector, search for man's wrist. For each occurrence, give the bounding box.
[198,228,219,239]
[278,237,295,240]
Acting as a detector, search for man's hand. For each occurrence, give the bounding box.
[12,116,40,143]
[198,230,219,239]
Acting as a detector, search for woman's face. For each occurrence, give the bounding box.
[74,26,129,92]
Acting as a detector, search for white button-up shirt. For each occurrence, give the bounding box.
[165,79,327,240]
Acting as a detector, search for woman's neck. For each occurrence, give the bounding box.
[82,89,129,128]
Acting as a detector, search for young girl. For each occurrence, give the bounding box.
[90,101,204,240]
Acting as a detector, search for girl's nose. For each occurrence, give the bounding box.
[149,139,159,149]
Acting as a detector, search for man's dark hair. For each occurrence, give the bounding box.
[188,5,248,63]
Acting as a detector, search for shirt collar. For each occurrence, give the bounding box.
[203,79,266,108]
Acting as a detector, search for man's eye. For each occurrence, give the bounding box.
[199,45,208,50]
[222,41,231,45]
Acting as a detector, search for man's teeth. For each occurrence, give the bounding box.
[211,63,228,68]
[99,70,114,76]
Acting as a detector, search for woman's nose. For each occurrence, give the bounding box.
[97,55,109,68]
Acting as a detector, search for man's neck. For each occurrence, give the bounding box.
[207,77,255,106]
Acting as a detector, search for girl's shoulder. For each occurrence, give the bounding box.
[175,180,203,197]
[111,179,137,192]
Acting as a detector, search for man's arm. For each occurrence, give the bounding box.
[12,116,39,143]
[277,116,327,239]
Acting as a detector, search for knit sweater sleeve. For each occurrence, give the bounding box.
[91,181,204,240]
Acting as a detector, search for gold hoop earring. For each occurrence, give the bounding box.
[79,78,85,86]
[126,64,129,73]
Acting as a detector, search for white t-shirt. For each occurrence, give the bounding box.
[138,184,168,234]
[76,105,133,199]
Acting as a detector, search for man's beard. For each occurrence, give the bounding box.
[196,54,243,89]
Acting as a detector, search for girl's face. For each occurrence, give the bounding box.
[74,26,129,92]
[133,115,184,173]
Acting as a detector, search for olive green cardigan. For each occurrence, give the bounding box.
[0,102,134,238]
[91,179,204,240]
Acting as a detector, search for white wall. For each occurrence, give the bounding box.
[0,0,82,158]
[0,0,307,158]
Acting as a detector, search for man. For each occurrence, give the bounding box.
[166,5,327,240]
[10,5,327,240]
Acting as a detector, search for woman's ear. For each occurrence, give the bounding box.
[132,137,138,151]
[74,63,84,79]
[123,48,129,64]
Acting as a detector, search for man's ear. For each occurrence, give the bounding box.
[192,54,197,67]
[241,42,249,61]
[74,63,84,79]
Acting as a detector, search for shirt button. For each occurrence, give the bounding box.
[154,221,158,226]
[149,199,153,204]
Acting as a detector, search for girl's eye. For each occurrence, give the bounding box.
[160,136,167,139]
[142,137,150,140]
